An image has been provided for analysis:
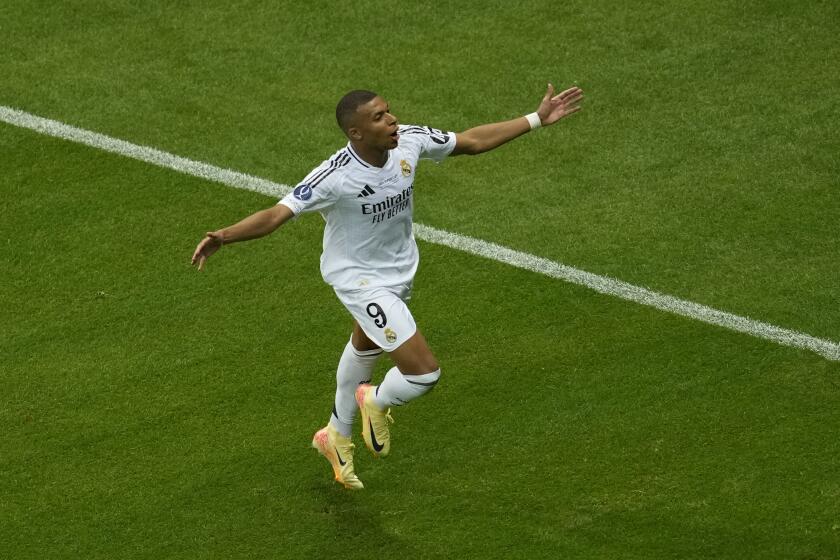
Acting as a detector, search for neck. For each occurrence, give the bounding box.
[350,141,388,168]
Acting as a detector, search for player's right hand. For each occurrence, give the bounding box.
[191,232,224,271]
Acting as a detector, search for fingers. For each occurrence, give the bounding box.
[552,87,583,106]
[562,105,583,117]
[551,86,584,117]
[190,241,204,266]
[191,232,219,270]
[543,82,555,102]
[191,245,207,270]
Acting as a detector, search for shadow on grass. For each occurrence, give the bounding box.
[308,477,422,558]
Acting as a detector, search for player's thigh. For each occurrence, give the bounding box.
[388,329,439,375]
[351,321,381,352]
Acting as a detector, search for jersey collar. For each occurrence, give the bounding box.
[346,143,391,169]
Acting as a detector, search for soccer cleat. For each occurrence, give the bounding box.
[355,384,394,458]
[311,425,364,490]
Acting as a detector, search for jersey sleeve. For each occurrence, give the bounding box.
[277,163,342,215]
[399,125,457,163]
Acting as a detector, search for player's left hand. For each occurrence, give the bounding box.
[536,83,583,126]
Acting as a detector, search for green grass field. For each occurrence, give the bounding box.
[2,1,839,558]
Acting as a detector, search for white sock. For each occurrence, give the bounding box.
[373,367,441,408]
[329,340,382,437]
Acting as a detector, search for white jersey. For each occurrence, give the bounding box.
[279,125,457,291]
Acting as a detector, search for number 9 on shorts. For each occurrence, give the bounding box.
[334,285,417,352]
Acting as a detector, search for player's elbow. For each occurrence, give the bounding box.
[456,133,487,156]
[268,204,294,230]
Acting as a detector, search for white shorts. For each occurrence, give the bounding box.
[334,284,416,352]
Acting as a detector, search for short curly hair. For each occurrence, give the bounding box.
[335,90,379,133]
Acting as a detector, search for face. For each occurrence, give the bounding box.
[348,96,400,150]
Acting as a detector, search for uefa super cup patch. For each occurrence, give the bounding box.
[293,184,312,201]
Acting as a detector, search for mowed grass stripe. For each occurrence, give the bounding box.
[2,104,837,362]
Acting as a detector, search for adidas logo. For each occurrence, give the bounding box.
[356,185,376,197]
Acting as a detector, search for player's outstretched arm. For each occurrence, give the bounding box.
[451,83,583,156]
[191,203,294,271]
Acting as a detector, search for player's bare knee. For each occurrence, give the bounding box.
[422,355,440,374]
[414,338,439,372]
[406,352,438,374]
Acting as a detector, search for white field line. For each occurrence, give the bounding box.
[0,106,287,198]
[2,104,838,362]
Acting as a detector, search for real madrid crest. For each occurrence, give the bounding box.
[400,159,412,177]
[384,328,397,344]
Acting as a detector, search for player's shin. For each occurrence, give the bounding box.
[330,340,382,436]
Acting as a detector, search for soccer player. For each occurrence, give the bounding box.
[191,84,583,489]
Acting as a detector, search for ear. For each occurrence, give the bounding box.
[348,126,363,141]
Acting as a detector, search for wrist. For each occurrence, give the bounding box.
[525,112,542,130]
